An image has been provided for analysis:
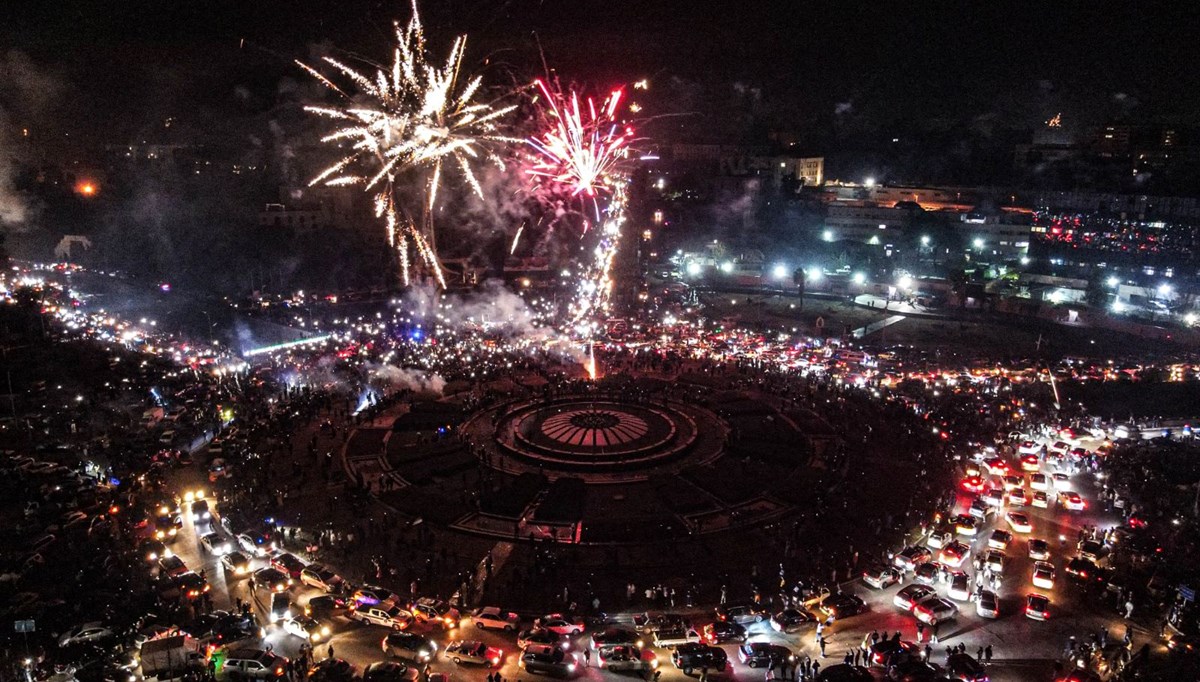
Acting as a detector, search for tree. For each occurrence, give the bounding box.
[1084,277,1109,309]
[792,267,806,311]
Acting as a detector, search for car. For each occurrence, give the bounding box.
[887,659,942,681]
[590,627,642,650]
[58,623,114,647]
[867,640,918,667]
[199,532,232,555]
[770,608,815,633]
[535,614,584,636]
[349,604,414,630]
[1029,539,1051,560]
[1064,557,1101,581]
[412,599,462,629]
[270,553,306,580]
[1052,473,1071,490]
[983,457,1009,476]
[1006,511,1032,533]
[308,659,357,682]
[282,616,331,643]
[596,645,657,673]
[154,514,182,542]
[520,628,569,651]
[670,643,727,675]
[1059,491,1086,511]
[305,595,349,618]
[912,597,957,626]
[1166,633,1200,653]
[237,531,275,557]
[960,476,984,494]
[981,487,1005,507]
[714,604,766,625]
[520,644,578,677]
[1047,440,1070,455]
[947,573,971,602]
[975,590,999,619]
[223,648,287,679]
[300,565,346,593]
[139,539,171,563]
[988,529,1012,551]
[203,611,264,645]
[1030,473,1048,490]
[946,653,989,682]
[252,567,292,593]
[354,586,401,608]
[1025,593,1050,621]
[158,555,189,578]
[953,515,978,536]
[925,530,953,550]
[701,621,745,644]
[985,550,1006,574]
[1007,488,1029,507]
[383,631,439,663]
[191,500,211,522]
[1018,441,1041,456]
[1078,540,1104,562]
[1031,490,1049,508]
[820,594,866,619]
[893,585,936,611]
[174,572,211,600]
[737,642,793,668]
[444,640,503,667]
[939,541,971,568]
[912,562,942,585]
[222,551,252,577]
[893,546,932,572]
[1032,561,1056,589]
[472,607,520,632]
[967,499,995,521]
[1002,475,1024,491]
[863,565,902,589]
[362,662,420,682]
[1019,454,1040,472]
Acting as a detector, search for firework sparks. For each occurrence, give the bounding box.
[525,79,633,201]
[300,1,516,287]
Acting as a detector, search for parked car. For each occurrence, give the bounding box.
[670,644,727,675]
[472,607,521,632]
[737,642,793,668]
[444,640,503,667]
[382,632,438,663]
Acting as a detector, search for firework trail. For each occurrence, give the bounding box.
[299,1,516,287]
[524,79,637,343]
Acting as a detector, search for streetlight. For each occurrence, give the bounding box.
[1107,276,1120,288]
[807,268,823,282]
[972,238,985,250]
[720,261,733,274]
[920,235,930,247]
[685,261,701,278]
[898,275,913,290]
[822,229,834,242]
[864,177,876,188]
[772,264,788,280]
[852,272,866,285]
[1158,283,1173,297]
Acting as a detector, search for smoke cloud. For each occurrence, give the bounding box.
[0,49,64,227]
[368,363,446,395]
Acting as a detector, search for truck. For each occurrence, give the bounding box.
[651,627,701,648]
[140,635,206,680]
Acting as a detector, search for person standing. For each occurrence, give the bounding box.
[819,636,827,658]
[327,644,334,661]
[984,645,993,664]
[583,649,591,668]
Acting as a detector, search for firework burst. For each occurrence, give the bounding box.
[299,1,516,287]
[526,79,633,203]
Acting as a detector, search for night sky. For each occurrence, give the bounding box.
[4,1,1200,150]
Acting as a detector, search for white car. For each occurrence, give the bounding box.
[913,597,958,626]
[283,616,331,643]
[300,565,345,593]
[200,532,232,555]
[1018,441,1042,456]
[947,574,971,602]
[925,531,952,550]
[58,623,114,647]
[535,615,585,636]
[1052,473,1071,490]
[1029,473,1049,491]
[988,530,1012,551]
[1031,491,1050,508]
[1032,562,1056,590]
[349,604,413,630]
[1059,492,1086,511]
[975,591,1000,619]
[471,607,520,632]
[1007,512,1032,533]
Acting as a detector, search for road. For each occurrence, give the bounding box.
[158,428,1143,682]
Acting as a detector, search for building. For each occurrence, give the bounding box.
[823,204,911,244]
[958,212,1033,260]
[258,185,355,231]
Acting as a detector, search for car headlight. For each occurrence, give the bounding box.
[321,626,330,636]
